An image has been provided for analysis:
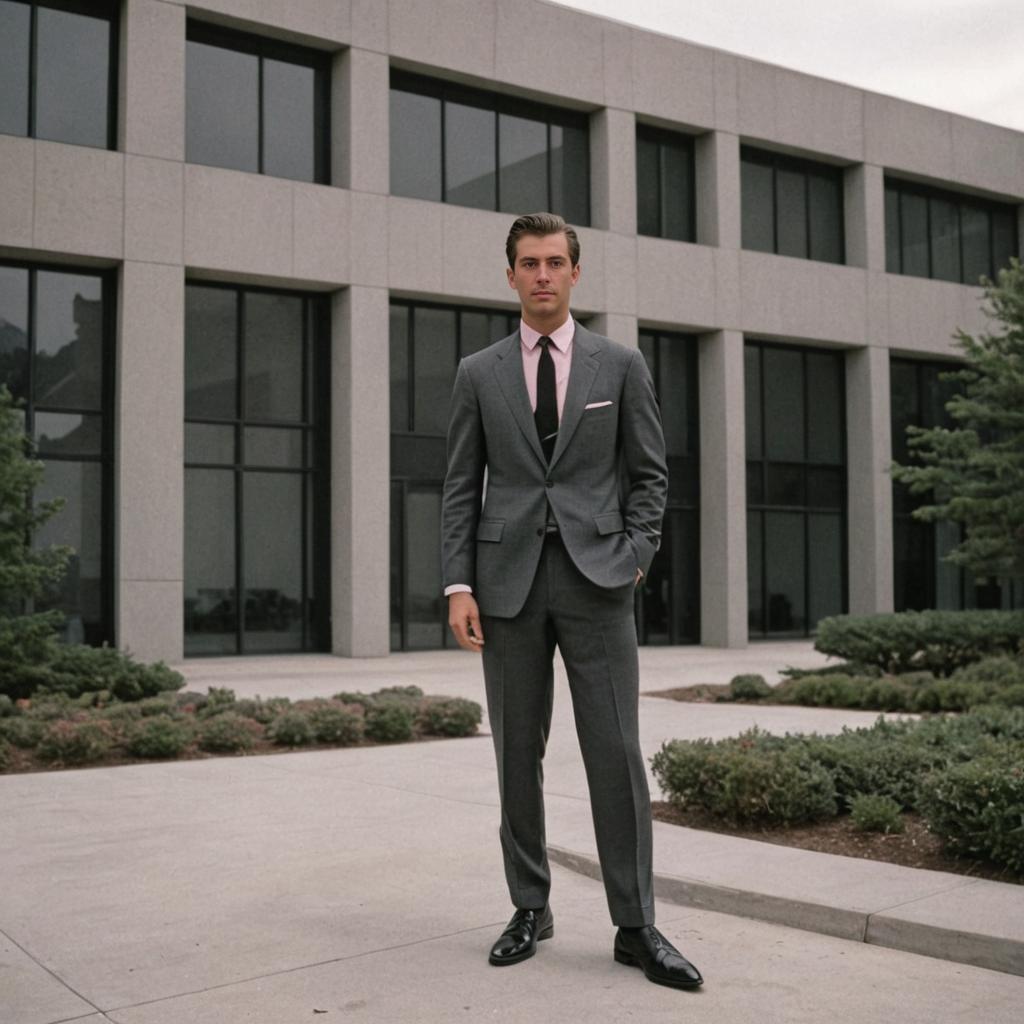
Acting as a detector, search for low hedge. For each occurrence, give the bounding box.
[813,610,1024,677]
[652,708,1024,875]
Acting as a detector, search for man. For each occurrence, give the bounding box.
[441,213,703,990]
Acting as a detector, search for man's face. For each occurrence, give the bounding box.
[506,233,580,325]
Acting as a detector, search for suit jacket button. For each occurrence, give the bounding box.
[536,527,545,536]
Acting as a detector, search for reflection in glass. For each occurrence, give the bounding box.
[33,460,104,644]
[186,40,259,172]
[550,122,589,225]
[808,513,843,625]
[808,172,842,264]
[244,292,304,421]
[747,509,763,632]
[805,352,843,464]
[763,347,803,462]
[992,207,1017,274]
[499,112,548,213]
[636,131,660,237]
[185,422,235,464]
[34,412,102,457]
[34,272,104,410]
[185,468,237,654]
[405,488,444,649]
[459,311,493,357]
[884,186,900,272]
[389,304,410,432]
[741,157,773,252]
[0,1,30,137]
[960,204,990,285]
[929,197,960,282]
[775,167,807,258]
[413,307,457,435]
[262,58,316,182]
[185,285,237,419]
[244,427,303,468]
[659,339,693,456]
[243,472,303,650]
[744,344,762,460]
[35,6,109,148]
[390,89,442,201]
[661,140,693,243]
[765,511,805,633]
[0,265,29,400]
[900,192,929,277]
[445,101,496,209]
[390,481,403,649]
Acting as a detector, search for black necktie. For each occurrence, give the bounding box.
[535,337,558,463]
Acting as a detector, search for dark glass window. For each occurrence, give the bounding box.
[185,21,329,183]
[184,283,329,655]
[740,147,845,264]
[637,331,700,644]
[0,0,117,149]
[389,70,590,224]
[885,179,1019,284]
[635,124,695,243]
[389,301,519,650]
[746,341,847,637]
[0,260,115,645]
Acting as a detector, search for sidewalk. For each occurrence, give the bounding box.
[3,643,1023,1023]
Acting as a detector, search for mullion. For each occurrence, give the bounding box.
[257,55,265,175]
[27,2,37,139]
[235,288,245,652]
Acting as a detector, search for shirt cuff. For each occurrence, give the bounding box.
[444,584,473,596]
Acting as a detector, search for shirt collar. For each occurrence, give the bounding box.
[520,316,574,353]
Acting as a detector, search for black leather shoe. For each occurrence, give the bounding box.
[614,926,703,989]
[488,906,554,966]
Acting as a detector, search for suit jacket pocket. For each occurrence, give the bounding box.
[593,511,625,535]
[476,518,505,542]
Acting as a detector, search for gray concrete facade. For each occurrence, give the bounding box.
[0,0,1021,661]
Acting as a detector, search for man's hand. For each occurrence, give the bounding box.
[448,592,485,651]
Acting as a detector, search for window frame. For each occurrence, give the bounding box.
[740,145,846,264]
[185,18,331,184]
[1,0,119,150]
[884,177,1020,284]
[389,68,591,224]
[635,123,697,243]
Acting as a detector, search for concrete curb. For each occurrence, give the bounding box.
[548,845,1024,978]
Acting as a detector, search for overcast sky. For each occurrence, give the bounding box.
[553,0,1024,133]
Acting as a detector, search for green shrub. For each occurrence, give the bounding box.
[375,685,424,702]
[0,740,10,770]
[196,712,260,753]
[992,684,1024,708]
[0,716,44,748]
[22,693,77,721]
[332,690,375,710]
[0,694,13,717]
[814,610,1024,676]
[849,793,905,834]
[951,655,1024,687]
[267,710,315,746]
[37,718,116,765]
[728,674,772,701]
[42,645,184,702]
[126,716,194,758]
[771,674,875,708]
[196,687,237,718]
[365,702,414,742]
[416,697,482,737]
[98,702,145,725]
[651,733,838,826]
[235,697,291,724]
[308,702,364,745]
[918,756,1024,874]
[137,695,180,717]
[779,661,882,680]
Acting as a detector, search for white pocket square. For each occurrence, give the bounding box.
[584,400,614,410]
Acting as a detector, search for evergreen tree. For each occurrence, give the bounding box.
[891,259,1024,582]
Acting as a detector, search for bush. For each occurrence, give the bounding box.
[126,716,194,758]
[918,755,1024,874]
[37,718,116,765]
[0,694,15,717]
[307,702,364,745]
[779,661,882,680]
[332,690,375,710]
[267,710,315,746]
[195,687,237,718]
[814,610,1024,676]
[0,716,44,749]
[849,793,905,834]
[951,655,1024,687]
[196,712,261,753]
[771,674,873,708]
[651,732,838,826]
[416,697,482,737]
[98,702,145,725]
[365,702,415,743]
[235,697,290,724]
[375,685,424,703]
[728,674,773,701]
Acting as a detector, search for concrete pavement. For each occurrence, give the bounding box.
[2,643,1023,1023]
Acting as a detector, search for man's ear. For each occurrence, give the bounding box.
[571,262,581,285]
[506,267,516,289]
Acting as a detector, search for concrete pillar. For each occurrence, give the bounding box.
[333,47,390,193]
[846,344,894,615]
[590,108,636,234]
[589,313,637,348]
[695,130,741,249]
[119,0,185,160]
[845,163,886,270]
[331,285,391,656]
[698,329,747,647]
[116,262,185,663]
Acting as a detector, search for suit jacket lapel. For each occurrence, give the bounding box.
[549,325,600,471]
[493,331,546,466]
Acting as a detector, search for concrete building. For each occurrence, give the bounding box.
[1,0,1021,664]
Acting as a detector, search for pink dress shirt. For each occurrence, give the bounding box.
[445,316,574,596]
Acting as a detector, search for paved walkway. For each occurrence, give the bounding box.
[3,643,1023,1023]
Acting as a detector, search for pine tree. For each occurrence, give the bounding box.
[891,258,1024,583]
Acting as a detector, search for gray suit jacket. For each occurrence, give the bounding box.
[441,323,668,619]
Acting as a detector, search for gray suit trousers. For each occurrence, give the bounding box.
[480,533,655,928]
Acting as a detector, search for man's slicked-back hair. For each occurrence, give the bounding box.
[505,212,580,269]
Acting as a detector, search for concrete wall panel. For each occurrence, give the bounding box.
[601,20,633,110]
[124,156,184,265]
[389,0,496,81]
[34,143,124,259]
[885,276,984,357]
[712,52,739,134]
[387,197,445,296]
[590,107,636,234]
[348,191,390,288]
[170,0,349,47]
[293,183,350,286]
[119,580,183,664]
[0,136,34,248]
[336,48,390,194]
[631,31,715,129]
[184,165,293,277]
[950,115,1024,199]
[351,0,388,52]
[635,237,717,329]
[602,232,638,315]
[865,94,953,181]
[440,204,513,306]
